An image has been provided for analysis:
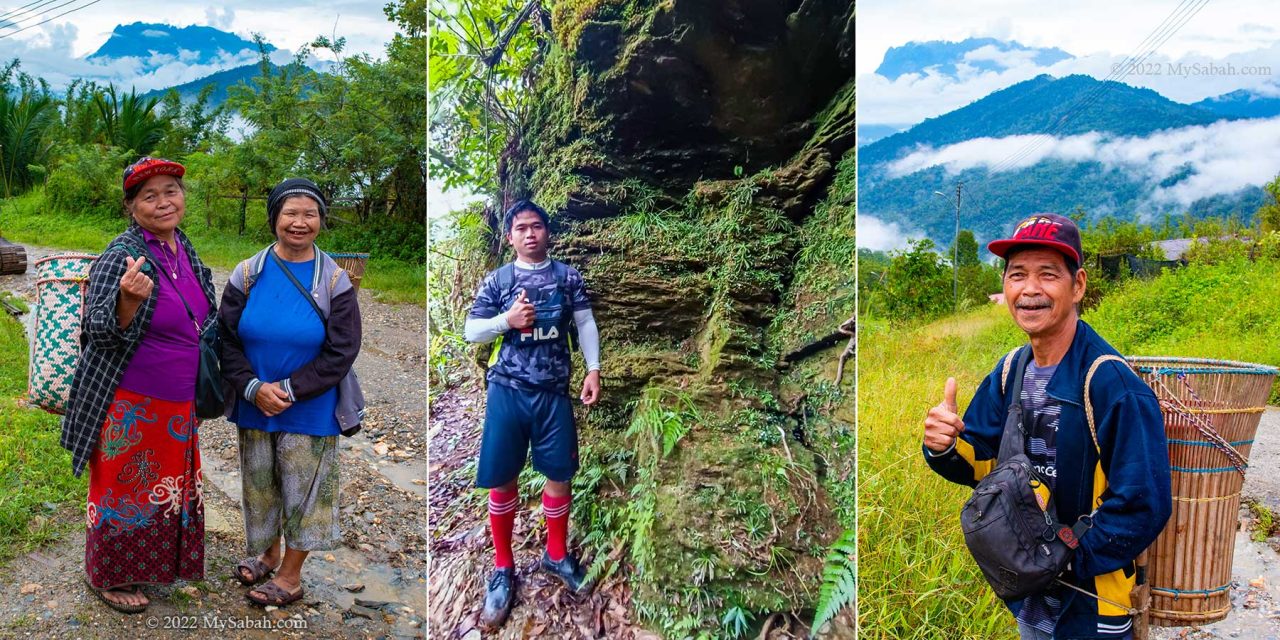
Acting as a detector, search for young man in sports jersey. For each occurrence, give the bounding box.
[464,200,602,629]
[921,214,1171,639]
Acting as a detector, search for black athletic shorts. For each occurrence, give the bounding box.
[476,380,579,488]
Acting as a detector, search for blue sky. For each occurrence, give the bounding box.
[0,1,398,92]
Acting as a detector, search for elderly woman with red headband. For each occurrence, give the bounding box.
[61,157,216,613]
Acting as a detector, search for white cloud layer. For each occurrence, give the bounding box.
[884,116,1280,206]
[857,215,920,252]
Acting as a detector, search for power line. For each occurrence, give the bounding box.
[982,0,1211,177]
[0,0,62,25]
[0,0,105,40]
[985,0,1207,175]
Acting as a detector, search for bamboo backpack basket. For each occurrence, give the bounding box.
[1128,356,1278,628]
[328,252,368,292]
[28,253,98,414]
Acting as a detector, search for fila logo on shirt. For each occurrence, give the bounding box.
[519,325,559,342]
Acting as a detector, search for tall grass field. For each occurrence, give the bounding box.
[858,256,1280,638]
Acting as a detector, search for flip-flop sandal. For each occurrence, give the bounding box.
[235,557,277,586]
[83,576,148,614]
[246,580,305,607]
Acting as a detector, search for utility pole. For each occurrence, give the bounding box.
[934,183,963,312]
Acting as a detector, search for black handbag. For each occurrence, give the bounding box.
[149,245,225,419]
[960,346,1092,601]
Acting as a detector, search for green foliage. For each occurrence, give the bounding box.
[624,388,699,461]
[951,229,980,268]
[92,86,165,156]
[1086,253,1280,400]
[44,144,130,219]
[429,0,549,193]
[1256,174,1280,234]
[0,315,86,564]
[0,62,56,199]
[878,238,954,321]
[812,529,856,633]
[859,307,1025,639]
[1244,498,1279,543]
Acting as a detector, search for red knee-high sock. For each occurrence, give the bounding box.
[543,491,572,562]
[489,488,519,569]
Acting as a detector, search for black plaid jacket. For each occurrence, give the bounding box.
[59,225,217,477]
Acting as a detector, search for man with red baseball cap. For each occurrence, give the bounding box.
[921,213,1171,639]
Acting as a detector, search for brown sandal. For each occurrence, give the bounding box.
[84,576,148,614]
[235,557,277,586]
[247,580,305,607]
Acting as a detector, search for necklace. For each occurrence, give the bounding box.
[157,242,180,279]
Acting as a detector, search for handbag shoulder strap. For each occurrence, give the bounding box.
[146,243,200,335]
[269,250,327,323]
[996,345,1032,463]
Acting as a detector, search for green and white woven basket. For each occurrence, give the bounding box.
[29,253,97,414]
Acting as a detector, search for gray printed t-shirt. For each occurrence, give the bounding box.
[468,261,591,393]
[1017,360,1063,634]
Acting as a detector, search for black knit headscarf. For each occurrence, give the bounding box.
[267,178,328,236]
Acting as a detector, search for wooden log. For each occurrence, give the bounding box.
[0,239,27,275]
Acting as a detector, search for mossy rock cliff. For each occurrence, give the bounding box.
[468,0,856,633]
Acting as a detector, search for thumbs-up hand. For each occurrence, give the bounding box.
[505,288,536,329]
[119,256,153,303]
[924,377,965,452]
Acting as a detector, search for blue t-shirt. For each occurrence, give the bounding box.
[468,261,591,392]
[231,257,340,436]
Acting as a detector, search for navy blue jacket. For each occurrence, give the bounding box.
[925,320,1172,639]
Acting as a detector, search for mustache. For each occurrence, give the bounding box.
[1015,298,1051,310]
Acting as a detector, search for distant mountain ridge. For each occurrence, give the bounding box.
[859,74,1269,245]
[861,74,1227,167]
[876,38,1073,80]
[87,22,273,74]
[139,62,306,106]
[1192,88,1280,119]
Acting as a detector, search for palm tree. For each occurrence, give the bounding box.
[0,88,54,198]
[93,85,166,156]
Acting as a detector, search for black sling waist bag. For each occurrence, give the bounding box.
[960,346,1092,601]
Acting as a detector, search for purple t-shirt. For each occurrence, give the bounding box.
[117,229,210,402]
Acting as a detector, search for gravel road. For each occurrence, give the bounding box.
[0,243,426,639]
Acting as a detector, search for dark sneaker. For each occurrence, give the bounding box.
[479,567,516,629]
[540,551,594,597]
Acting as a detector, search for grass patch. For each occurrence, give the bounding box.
[0,314,86,566]
[0,189,424,305]
[1244,498,1279,543]
[1086,255,1280,400]
[858,306,1021,640]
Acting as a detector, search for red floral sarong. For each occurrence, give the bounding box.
[85,388,204,588]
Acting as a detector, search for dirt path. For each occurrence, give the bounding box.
[0,244,426,638]
[1150,407,1280,640]
[427,385,856,640]
[427,385,649,640]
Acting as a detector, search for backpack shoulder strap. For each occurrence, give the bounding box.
[242,261,254,293]
[551,259,568,288]
[1084,355,1130,456]
[496,263,515,295]
[999,345,1024,396]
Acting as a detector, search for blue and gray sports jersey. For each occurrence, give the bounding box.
[1017,361,1063,635]
[469,261,591,393]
